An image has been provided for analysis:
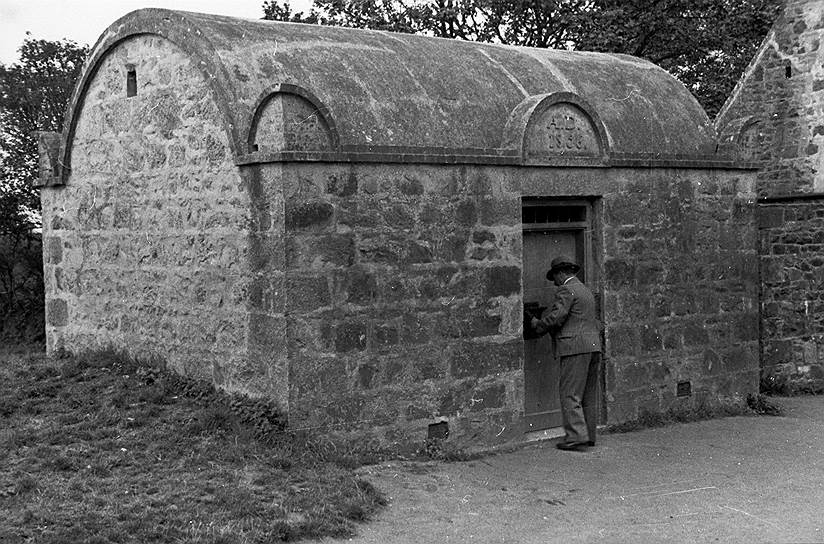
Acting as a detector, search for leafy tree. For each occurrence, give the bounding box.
[0,36,88,341]
[575,0,781,119]
[261,0,781,117]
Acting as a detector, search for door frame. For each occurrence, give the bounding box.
[521,197,606,429]
[522,198,595,284]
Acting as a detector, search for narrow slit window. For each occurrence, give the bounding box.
[785,61,792,79]
[126,68,137,97]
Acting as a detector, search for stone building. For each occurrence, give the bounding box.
[37,9,759,449]
[716,0,824,393]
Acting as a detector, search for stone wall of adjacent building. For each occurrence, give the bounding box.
[716,0,824,197]
[758,198,824,391]
[40,35,258,392]
[716,0,824,392]
[269,161,758,448]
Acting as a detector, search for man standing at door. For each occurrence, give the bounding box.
[531,255,601,452]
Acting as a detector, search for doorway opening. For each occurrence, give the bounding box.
[521,197,603,432]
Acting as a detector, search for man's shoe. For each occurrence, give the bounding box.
[556,441,589,451]
[587,441,595,447]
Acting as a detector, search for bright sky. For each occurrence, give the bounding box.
[0,0,314,65]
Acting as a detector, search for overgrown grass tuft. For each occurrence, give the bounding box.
[416,437,479,462]
[746,392,784,415]
[605,393,783,434]
[0,347,387,543]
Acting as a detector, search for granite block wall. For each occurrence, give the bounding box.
[716,0,824,392]
[264,162,758,446]
[269,163,525,446]
[759,199,824,391]
[40,35,258,392]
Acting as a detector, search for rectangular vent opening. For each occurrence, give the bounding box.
[677,381,692,397]
[126,67,137,97]
[427,421,449,440]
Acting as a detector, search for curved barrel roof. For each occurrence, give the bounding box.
[63,8,726,168]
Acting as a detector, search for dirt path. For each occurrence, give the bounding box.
[324,397,824,544]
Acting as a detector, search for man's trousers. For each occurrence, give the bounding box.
[558,351,601,443]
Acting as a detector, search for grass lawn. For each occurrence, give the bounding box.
[0,346,387,543]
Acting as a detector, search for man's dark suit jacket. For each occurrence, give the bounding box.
[533,277,601,356]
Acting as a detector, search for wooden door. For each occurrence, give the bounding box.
[522,201,590,432]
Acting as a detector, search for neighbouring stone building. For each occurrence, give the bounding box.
[37,9,759,449]
[716,0,824,393]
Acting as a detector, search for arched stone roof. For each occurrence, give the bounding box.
[60,8,727,176]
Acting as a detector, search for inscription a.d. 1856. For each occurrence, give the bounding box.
[525,103,600,159]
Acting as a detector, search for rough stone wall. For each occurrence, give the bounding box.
[275,163,524,447]
[759,200,824,391]
[717,0,824,197]
[271,161,757,447]
[521,167,759,423]
[716,0,824,392]
[242,163,289,407]
[40,35,256,391]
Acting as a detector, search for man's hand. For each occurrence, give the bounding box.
[530,317,541,329]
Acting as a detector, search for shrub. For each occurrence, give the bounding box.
[0,234,44,346]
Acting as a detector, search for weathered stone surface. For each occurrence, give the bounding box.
[449,340,522,379]
[604,258,635,288]
[640,325,662,353]
[284,275,330,313]
[757,200,824,388]
[248,275,284,313]
[484,265,520,297]
[358,235,433,266]
[340,265,378,305]
[438,309,502,339]
[286,234,355,268]
[372,322,400,350]
[478,197,520,226]
[285,200,334,230]
[607,325,638,357]
[438,381,475,415]
[455,199,478,226]
[326,172,358,197]
[44,237,62,265]
[357,363,377,389]
[683,321,710,346]
[468,383,507,411]
[597,169,759,418]
[40,35,251,392]
[334,321,368,353]
[46,298,68,327]
[616,361,649,390]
